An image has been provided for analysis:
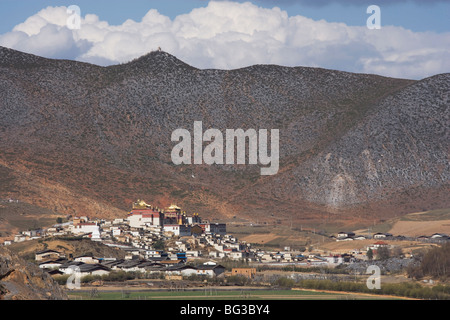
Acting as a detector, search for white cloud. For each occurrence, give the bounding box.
[0,1,449,79]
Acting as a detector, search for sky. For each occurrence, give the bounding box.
[0,0,449,79]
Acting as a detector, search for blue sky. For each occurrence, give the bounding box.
[1,0,449,34]
[0,1,449,79]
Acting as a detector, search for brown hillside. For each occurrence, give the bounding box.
[0,46,448,229]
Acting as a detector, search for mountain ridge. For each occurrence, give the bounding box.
[0,46,448,231]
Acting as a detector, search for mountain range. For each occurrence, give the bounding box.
[0,46,448,235]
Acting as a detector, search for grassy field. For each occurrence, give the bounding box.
[0,201,58,240]
[399,208,450,221]
[67,288,404,300]
[227,224,329,250]
[388,208,450,237]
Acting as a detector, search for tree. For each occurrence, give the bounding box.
[153,239,165,251]
[377,246,390,260]
[367,248,374,260]
[391,246,403,258]
[56,217,63,224]
[418,243,450,280]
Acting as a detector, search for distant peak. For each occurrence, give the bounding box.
[123,50,197,71]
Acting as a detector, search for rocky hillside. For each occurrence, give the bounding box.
[0,46,448,227]
[0,247,67,300]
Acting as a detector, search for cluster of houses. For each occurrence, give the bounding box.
[5,200,237,257]
[35,249,227,279]
[3,199,449,282]
[332,231,450,243]
[34,247,359,281]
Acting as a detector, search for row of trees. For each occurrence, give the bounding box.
[407,243,450,281]
[292,279,450,300]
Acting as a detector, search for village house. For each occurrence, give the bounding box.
[373,232,393,239]
[337,231,355,239]
[22,229,43,239]
[196,264,225,277]
[165,265,198,277]
[77,263,111,277]
[39,258,67,270]
[112,259,144,272]
[71,222,100,236]
[307,256,328,266]
[59,261,85,274]
[325,255,344,265]
[368,241,389,252]
[159,259,183,267]
[35,249,62,261]
[431,233,449,239]
[231,268,257,278]
[227,250,243,260]
[163,224,191,237]
[74,255,100,264]
[336,236,354,242]
[14,234,27,243]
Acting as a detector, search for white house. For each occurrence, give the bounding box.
[163,225,181,236]
[369,241,389,250]
[72,223,100,236]
[186,250,200,257]
[196,264,225,277]
[431,233,448,239]
[325,255,344,265]
[39,260,65,269]
[163,225,191,237]
[128,211,161,229]
[165,265,198,277]
[336,237,354,242]
[35,249,62,261]
[227,251,243,260]
[14,234,27,243]
[111,227,122,236]
[90,227,102,241]
[337,232,355,238]
[308,256,328,266]
[74,255,100,264]
[78,264,111,277]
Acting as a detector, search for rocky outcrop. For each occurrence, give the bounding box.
[0,247,68,300]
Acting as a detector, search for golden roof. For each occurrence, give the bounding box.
[132,199,152,209]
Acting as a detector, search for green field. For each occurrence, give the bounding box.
[67,289,402,300]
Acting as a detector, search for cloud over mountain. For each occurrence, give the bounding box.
[0,1,449,79]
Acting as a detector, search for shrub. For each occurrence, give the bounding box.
[275,277,295,288]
